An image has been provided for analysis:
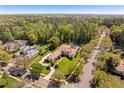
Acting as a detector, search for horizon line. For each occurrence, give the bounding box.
[0,13,124,15]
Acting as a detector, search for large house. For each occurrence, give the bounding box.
[116,61,124,72]
[8,67,27,77]
[115,60,124,79]
[14,46,39,59]
[46,44,79,62]
[3,40,28,52]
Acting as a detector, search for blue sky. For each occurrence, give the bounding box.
[0,5,124,14]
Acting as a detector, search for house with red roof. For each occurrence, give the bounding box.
[115,60,124,79]
[46,44,79,62]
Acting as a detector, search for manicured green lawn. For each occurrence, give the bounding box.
[30,55,42,66]
[109,75,124,88]
[34,44,48,50]
[54,48,82,77]
[0,76,19,88]
[55,55,80,77]
[34,44,49,55]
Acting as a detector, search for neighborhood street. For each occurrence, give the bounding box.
[74,32,106,88]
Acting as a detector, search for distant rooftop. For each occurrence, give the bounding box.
[116,60,124,72]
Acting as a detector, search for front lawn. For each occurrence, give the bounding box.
[54,47,82,78]
[0,76,19,88]
[55,55,80,77]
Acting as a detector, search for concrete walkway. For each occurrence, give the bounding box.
[38,53,51,66]
[44,58,63,80]
[44,67,55,80]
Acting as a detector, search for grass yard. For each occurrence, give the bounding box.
[109,75,124,88]
[54,47,82,77]
[31,63,50,75]
[41,66,50,75]
[34,44,48,49]
[34,44,49,55]
[30,55,42,66]
[0,76,19,88]
[30,49,51,66]
[55,55,80,77]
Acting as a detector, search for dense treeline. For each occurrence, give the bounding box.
[99,17,124,27]
[110,24,124,49]
[91,34,121,88]
[99,16,124,50]
[0,15,99,45]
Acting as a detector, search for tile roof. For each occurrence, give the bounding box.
[47,44,79,61]
[116,60,124,72]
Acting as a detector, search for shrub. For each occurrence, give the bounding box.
[54,65,58,69]
[50,62,54,67]
[46,66,50,70]
[30,63,44,76]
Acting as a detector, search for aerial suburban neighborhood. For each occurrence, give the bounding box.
[1,5,124,88]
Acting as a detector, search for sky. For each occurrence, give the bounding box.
[0,5,124,14]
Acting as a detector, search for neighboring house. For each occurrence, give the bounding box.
[14,46,39,59]
[3,40,27,52]
[23,46,39,58]
[8,67,27,77]
[115,60,124,79]
[46,44,79,62]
